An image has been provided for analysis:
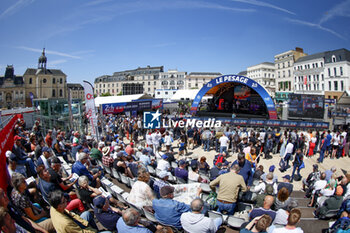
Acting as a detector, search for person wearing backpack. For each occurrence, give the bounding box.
[291,148,304,183]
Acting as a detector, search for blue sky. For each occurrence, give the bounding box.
[0,0,349,84]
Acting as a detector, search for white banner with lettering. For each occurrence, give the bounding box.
[83,81,98,139]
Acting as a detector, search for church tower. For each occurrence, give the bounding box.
[38,48,47,71]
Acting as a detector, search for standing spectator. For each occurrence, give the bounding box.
[308,133,317,157]
[219,134,229,154]
[209,164,247,215]
[318,134,327,163]
[202,129,212,152]
[291,148,304,182]
[280,140,294,172]
[232,153,254,187]
[187,127,195,150]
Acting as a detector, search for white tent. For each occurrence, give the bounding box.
[170,89,200,102]
[94,94,153,107]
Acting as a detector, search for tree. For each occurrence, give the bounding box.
[101,92,112,96]
[117,91,122,96]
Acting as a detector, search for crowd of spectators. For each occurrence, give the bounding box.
[1,115,350,233]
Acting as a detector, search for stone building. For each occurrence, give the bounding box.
[0,65,25,109]
[23,49,68,106]
[67,83,84,100]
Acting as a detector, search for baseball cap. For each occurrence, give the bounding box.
[76,145,83,150]
[93,196,106,209]
[160,186,175,197]
[269,165,275,172]
[130,142,134,146]
[83,148,90,154]
[142,149,149,154]
[179,160,186,166]
[14,135,22,141]
[282,175,291,181]
[159,171,171,179]
[42,147,51,152]
[162,154,168,160]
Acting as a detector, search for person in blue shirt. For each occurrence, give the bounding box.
[116,208,152,233]
[152,186,191,229]
[93,196,122,232]
[72,153,101,188]
[232,153,253,187]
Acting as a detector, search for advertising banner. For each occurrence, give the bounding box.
[102,101,152,114]
[0,114,23,191]
[83,81,98,139]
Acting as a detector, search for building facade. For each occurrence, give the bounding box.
[324,48,350,100]
[157,69,186,90]
[274,47,307,102]
[185,72,221,89]
[247,62,276,97]
[0,65,25,109]
[94,66,163,96]
[23,49,68,106]
[67,83,84,100]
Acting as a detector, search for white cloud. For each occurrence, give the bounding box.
[48,59,67,66]
[84,0,113,7]
[230,0,295,15]
[0,0,35,19]
[16,46,82,59]
[319,0,350,24]
[285,18,346,40]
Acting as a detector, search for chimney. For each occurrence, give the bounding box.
[295,47,304,53]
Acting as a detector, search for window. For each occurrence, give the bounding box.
[148,88,150,91]
[60,78,63,84]
[288,70,291,77]
[43,78,47,83]
[329,81,332,90]
[29,78,32,84]
[341,81,344,91]
[52,89,56,97]
[322,74,324,81]
[288,61,290,67]
[165,92,168,95]
[283,71,285,78]
[53,78,56,84]
[59,89,63,97]
[340,67,343,75]
[321,62,323,67]
[328,68,331,76]
[334,81,338,91]
[332,55,336,62]
[112,84,114,87]
[157,92,160,95]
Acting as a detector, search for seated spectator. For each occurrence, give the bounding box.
[54,135,68,162]
[240,214,272,233]
[189,164,207,183]
[329,211,350,232]
[277,175,293,195]
[153,186,191,229]
[90,142,103,162]
[252,173,277,195]
[7,151,27,177]
[315,187,343,219]
[274,187,292,210]
[271,208,303,233]
[78,176,104,205]
[113,156,134,178]
[127,169,154,209]
[210,162,222,181]
[174,160,188,182]
[116,208,152,233]
[213,152,229,167]
[325,167,337,182]
[232,153,254,187]
[157,154,171,172]
[250,195,276,222]
[102,146,114,168]
[125,142,135,156]
[317,179,337,207]
[253,165,264,181]
[254,185,274,208]
[153,171,171,198]
[48,157,77,193]
[10,173,55,232]
[302,164,320,192]
[210,164,247,215]
[272,200,298,226]
[0,187,49,233]
[12,136,36,177]
[139,149,152,167]
[261,166,278,183]
[72,152,101,188]
[308,172,327,207]
[199,156,210,174]
[37,147,53,169]
[36,165,58,202]
[93,196,122,232]
[181,198,222,233]
[0,206,28,233]
[127,156,140,178]
[48,190,99,232]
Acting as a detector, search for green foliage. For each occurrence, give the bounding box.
[101,92,112,96]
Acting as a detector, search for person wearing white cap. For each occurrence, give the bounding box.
[156,154,170,172]
[153,171,171,198]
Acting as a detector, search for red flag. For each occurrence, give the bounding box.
[304,76,307,85]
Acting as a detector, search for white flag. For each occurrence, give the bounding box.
[83,81,98,139]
